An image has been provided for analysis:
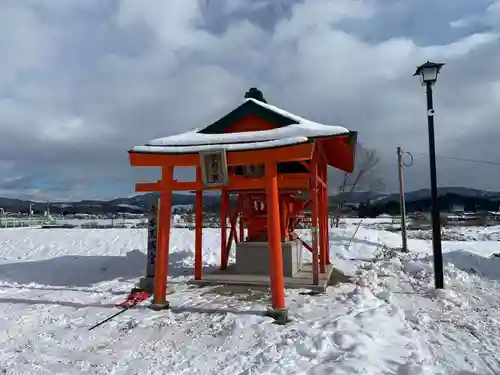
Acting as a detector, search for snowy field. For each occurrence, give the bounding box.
[0,224,499,374]
[407,225,500,242]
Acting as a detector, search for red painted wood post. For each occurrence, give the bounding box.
[318,165,326,274]
[238,196,245,242]
[265,161,286,316]
[311,159,320,285]
[152,166,173,309]
[322,181,328,267]
[194,167,203,280]
[220,190,228,270]
[323,163,331,264]
[280,197,288,241]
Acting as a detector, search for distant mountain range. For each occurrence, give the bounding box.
[0,194,203,215]
[2,187,500,215]
[334,187,500,215]
[331,187,500,205]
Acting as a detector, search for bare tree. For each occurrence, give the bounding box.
[332,143,384,227]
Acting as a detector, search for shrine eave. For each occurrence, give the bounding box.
[143,124,350,149]
[128,141,316,167]
[128,131,357,173]
[130,136,312,155]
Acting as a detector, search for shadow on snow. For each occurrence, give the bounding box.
[0,296,266,319]
[443,250,500,282]
[0,249,206,287]
[0,249,267,318]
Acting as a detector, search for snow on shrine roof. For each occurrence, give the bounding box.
[131,98,350,154]
[132,136,310,154]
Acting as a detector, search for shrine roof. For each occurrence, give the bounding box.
[131,98,351,154]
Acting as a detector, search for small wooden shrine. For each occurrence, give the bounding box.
[128,88,357,323]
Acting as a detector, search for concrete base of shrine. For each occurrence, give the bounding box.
[188,263,335,292]
[235,240,303,277]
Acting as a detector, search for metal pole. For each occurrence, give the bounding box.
[425,82,444,289]
[397,147,408,252]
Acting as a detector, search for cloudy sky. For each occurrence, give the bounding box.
[1,0,499,201]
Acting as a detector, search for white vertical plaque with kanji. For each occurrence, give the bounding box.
[199,149,229,187]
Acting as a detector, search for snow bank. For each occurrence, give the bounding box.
[342,243,500,375]
[407,226,500,241]
[443,250,500,281]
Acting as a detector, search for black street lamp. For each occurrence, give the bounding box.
[413,61,445,289]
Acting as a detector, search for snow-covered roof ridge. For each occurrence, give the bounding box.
[245,98,315,125]
[143,99,348,148]
[145,122,349,148]
[131,92,352,154]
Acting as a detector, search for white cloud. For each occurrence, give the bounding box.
[0,0,500,200]
[450,0,500,31]
[485,0,500,23]
[422,33,499,59]
[0,4,58,85]
[116,0,216,49]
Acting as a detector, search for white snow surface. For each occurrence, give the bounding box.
[134,98,349,151]
[0,224,499,374]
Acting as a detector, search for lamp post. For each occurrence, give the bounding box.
[413,61,445,289]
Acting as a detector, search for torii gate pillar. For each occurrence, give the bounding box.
[265,161,287,321]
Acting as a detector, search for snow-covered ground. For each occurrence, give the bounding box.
[0,224,499,374]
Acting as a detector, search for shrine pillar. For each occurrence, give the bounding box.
[238,196,245,241]
[150,166,173,310]
[311,159,319,285]
[318,160,326,274]
[265,161,288,324]
[195,166,203,280]
[322,163,330,265]
[220,190,229,270]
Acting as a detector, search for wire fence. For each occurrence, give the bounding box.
[0,217,43,228]
[0,217,149,229]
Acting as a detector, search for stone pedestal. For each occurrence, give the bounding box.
[235,240,303,277]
